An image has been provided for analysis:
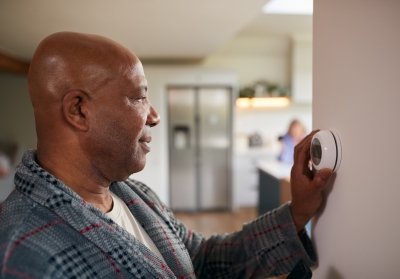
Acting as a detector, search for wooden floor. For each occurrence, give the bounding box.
[174,207,287,279]
[174,207,258,238]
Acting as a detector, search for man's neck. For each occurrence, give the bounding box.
[36,147,113,213]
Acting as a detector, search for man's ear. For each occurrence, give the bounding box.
[62,90,91,132]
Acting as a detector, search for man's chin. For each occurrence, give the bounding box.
[127,159,146,177]
[113,156,146,181]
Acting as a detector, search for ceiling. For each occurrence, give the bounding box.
[0,1,312,61]
[239,14,312,38]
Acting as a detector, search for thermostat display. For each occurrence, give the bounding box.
[310,130,342,173]
[311,138,322,165]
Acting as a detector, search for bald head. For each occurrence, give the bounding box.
[28,32,140,108]
[28,31,144,142]
[29,32,160,183]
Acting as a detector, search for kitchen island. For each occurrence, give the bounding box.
[257,160,292,215]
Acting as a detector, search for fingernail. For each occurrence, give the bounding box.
[320,169,332,181]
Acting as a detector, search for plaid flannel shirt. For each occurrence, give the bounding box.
[0,150,316,278]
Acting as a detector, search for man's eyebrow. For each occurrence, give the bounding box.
[132,85,147,93]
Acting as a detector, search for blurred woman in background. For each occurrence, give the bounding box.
[278,119,306,164]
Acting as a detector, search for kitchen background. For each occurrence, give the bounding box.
[0,1,312,213]
[2,1,400,277]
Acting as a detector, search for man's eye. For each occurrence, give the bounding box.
[133,97,147,103]
[128,96,146,101]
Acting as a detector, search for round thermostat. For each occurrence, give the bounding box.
[310,130,342,173]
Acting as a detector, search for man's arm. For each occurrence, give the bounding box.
[169,131,332,278]
[135,131,332,278]
[167,202,316,278]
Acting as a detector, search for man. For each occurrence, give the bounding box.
[0,32,332,278]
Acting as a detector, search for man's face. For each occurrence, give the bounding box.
[85,59,160,182]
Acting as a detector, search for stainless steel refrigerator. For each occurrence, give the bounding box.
[168,86,232,211]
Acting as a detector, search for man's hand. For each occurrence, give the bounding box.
[290,130,333,232]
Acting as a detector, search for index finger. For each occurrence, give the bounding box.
[292,130,319,173]
[297,129,319,149]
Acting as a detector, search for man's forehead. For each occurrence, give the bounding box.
[125,61,145,78]
[133,61,144,74]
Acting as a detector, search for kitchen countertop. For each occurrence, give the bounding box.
[234,147,280,157]
[256,160,292,180]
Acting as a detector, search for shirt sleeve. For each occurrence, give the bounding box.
[165,202,316,279]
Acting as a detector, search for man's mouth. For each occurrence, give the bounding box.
[139,136,152,144]
[139,136,152,152]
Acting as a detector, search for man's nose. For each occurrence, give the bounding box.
[147,104,160,127]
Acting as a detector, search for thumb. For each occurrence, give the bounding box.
[313,168,333,189]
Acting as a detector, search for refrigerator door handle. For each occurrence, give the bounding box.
[173,126,190,150]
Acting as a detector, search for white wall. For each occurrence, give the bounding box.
[291,34,312,103]
[312,1,400,278]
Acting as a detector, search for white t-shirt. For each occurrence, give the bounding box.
[106,192,165,262]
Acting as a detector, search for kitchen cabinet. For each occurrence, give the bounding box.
[233,149,277,208]
[256,160,292,215]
